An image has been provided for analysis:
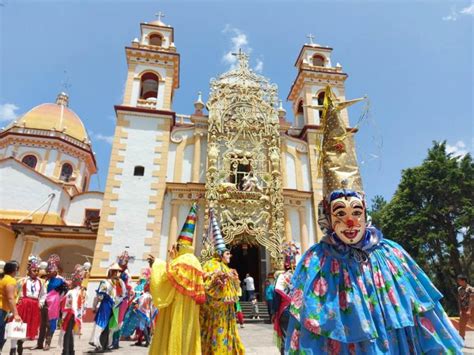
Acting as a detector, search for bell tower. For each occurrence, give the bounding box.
[287,36,355,242]
[91,14,179,277]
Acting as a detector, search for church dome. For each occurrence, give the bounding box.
[16,93,89,142]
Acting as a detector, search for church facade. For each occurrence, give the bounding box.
[90,17,358,295]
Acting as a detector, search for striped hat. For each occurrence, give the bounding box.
[177,202,198,247]
[209,208,228,255]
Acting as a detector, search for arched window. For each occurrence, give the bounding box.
[317,91,325,119]
[312,55,325,67]
[134,165,145,176]
[82,176,88,191]
[149,33,163,47]
[22,155,37,169]
[295,100,304,127]
[60,163,73,182]
[140,72,159,100]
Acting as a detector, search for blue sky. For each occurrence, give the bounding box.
[1,1,472,204]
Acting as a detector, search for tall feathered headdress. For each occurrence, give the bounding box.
[27,255,41,271]
[46,254,60,273]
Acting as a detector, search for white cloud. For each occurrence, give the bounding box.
[0,103,19,122]
[446,140,469,157]
[254,58,264,73]
[442,3,474,21]
[91,132,114,144]
[460,4,474,15]
[221,24,264,72]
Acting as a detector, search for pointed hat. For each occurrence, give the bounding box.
[209,208,228,255]
[320,85,364,196]
[177,202,198,247]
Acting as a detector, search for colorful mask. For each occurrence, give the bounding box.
[329,193,366,245]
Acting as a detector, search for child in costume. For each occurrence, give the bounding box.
[272,242,299,355]
[43,254,68,350]
[235,300,244,328]
[89,262,124,352]
[59,264,86,355]
[148,202,206,355]
[285,87,463,354]
[14,256,45,354]
[200,208,244,355]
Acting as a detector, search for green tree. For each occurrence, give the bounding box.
[373,141,473,315]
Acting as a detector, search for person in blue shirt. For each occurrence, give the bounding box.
[264,279,275,319]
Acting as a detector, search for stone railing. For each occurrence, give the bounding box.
[3,127,91,150]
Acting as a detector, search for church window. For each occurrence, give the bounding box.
[140,72,159,100]
[149,33,163,47]
[84,208,100,225]
[295,100,304,127]
[22,155,37,169]
[60,163,73,182]
[317,91,325,119]
[134,165,145,176]
[312,55,325,67]
[82,176,88,191]
[229,158,251,190]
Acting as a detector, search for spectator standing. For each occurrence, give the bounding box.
[0,261,20,354]
[264,279,275,318]
[457,274,474,340]
[251,296,260,320]
[244,273,255,301]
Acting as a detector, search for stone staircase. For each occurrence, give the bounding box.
[240,301,270,324]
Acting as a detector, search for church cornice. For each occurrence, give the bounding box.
[0,128,97,171]
[287,69,348,101]
[114,105,176,125]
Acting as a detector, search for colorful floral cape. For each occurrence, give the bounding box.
[285,228,463,354]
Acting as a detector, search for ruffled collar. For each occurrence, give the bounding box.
[321,227,383,260]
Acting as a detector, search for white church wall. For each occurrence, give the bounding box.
[44,150,58,176]
[159,192,172,259]
[102,115,164,274]
[182,142,193,183]
[0,159,68,215]
[66,192,103,226]
[305,200,316,245]
[289,207,301,248]
[300,154,311,191]
[16,146,45,162]
[141,27,172,49]
[166,143,177,182]
[285,152,297,189]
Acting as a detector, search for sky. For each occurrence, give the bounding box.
[1,0,472,205]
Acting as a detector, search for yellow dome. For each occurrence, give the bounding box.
[17,93,89,142]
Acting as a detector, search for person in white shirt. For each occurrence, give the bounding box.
[244,273,255,301]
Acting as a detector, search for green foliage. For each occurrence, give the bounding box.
[370,141,473,315]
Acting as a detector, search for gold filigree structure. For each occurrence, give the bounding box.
[201,51,285,270]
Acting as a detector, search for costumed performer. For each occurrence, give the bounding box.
[59,264,86,355]
[200,208,244,355]
[34,260,50,350]
[15,256,45,354]
[148,202,206,355]
[89,262,123,352]
[285,86,463,354]
[111,250,132,349]
[43,254,68,350]
[272,242,299,355]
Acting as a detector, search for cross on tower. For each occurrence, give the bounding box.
[306,33,315,45]
[155,11,165,23]
[231,48,249,69]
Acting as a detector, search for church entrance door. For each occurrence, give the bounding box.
[228,244,265,301]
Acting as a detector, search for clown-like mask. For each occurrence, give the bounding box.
[330,195,366,244]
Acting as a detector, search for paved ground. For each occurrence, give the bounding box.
[2,322,278,354]
[3,324,473,354]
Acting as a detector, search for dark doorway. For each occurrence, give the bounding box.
[229,244,262,300]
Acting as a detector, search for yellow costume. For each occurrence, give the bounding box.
[201,257,244,355]
[149,203,206,355]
